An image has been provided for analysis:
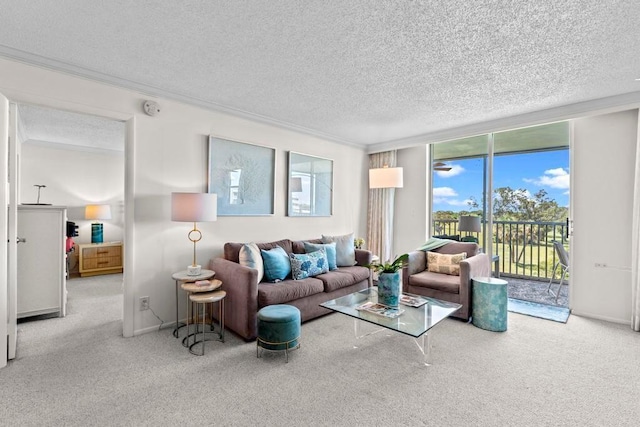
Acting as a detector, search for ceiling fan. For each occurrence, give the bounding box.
[433,162,452,172]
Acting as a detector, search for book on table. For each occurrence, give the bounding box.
[356,301,404,318]
[399,294,428,307]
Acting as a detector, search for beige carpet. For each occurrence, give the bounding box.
[1,274,639,426]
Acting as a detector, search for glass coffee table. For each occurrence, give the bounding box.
[320,287,461,365]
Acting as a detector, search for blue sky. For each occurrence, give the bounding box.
[432,149,570,212]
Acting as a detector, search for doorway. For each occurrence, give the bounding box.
[430,121,571,309]
[12,103,126,356]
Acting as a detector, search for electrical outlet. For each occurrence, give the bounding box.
[140,296,150,311]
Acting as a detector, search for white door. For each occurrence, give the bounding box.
[8,103,18,359]
[0,92,8,369]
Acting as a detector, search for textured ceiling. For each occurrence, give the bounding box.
[1,1,640,149]
[18,105,125,152]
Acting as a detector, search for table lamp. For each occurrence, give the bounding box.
[85,204,112,244]
[171,192,217,276]
[458,215,481,242]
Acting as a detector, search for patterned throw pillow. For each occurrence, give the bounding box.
[261,246,291,282]
[426,251,467,276]
[321,233,356,267]
[239,242,264,282]
[303,241,338,270]
[289,249,329,280]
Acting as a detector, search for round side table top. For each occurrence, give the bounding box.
[181,279,222,293]
[172,269,215,282]
[189,290,226,303]
[473,276,508,285]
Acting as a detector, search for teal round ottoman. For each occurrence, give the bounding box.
[257,305,301,362]
[472,277,508,332]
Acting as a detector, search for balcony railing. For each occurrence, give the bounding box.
[432,219,568,280]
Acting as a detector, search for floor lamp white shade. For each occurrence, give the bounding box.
[369,166,404,189]
[171,192,217,275]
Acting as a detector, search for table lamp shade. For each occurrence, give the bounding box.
[369,167,403,189]
[85,204,112,220]
[458,215,482,232]
[171,192,217,275]
[85,204,112,243]
[171,192,217,222]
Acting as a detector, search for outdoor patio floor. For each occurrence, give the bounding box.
[505,276,568,308]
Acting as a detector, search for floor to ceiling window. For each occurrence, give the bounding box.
[430,122,570,307]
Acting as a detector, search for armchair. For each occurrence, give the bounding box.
[402,241,490,321]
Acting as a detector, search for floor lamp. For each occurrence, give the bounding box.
[368,165,404,262]
[171,192,218,276]
[85,204,112,244]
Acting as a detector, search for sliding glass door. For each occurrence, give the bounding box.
[430,122,570,306]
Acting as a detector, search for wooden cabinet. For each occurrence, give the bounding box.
[79,242,123,277]
[17,205,67,319]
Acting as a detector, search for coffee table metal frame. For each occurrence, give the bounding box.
[320,287,461,365]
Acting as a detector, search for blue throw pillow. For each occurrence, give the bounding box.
[303,241,337,270]
[261,246,291,282]
[289,249,329,280]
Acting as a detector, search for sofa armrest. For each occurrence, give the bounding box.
[402,250,427,292]
[354,249,373,266]
[209,257,259,341]
[458,253,491,315]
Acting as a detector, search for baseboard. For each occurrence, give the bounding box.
[570,310,630,325]
[133,320,176,336]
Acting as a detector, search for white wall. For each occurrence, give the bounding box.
[571,109,638,323]
[394,145,428,255]
[20,143,125,244]
[0,57,369,335]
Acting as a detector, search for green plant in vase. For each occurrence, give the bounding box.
[366,253,408,307]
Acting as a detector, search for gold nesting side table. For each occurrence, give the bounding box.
[171,269,215,338]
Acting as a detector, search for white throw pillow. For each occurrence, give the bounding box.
[239,242,264,282]
[322,233,356,267]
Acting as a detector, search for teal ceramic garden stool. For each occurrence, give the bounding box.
[472,277,508,332]
[257,304,301,362]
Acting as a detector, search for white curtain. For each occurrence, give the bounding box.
[632,111,640,331]
[367,151,397,263]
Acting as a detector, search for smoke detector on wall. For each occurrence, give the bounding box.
[143,100,161,116]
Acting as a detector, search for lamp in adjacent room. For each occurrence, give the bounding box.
[368,165,404,189]
[458,215,482,243]
[85,204,112,244]
[171,192,217,276]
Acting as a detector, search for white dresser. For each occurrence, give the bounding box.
[17,205,67,319]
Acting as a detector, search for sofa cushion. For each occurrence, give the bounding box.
[261,247,291,282]
[409,270,460,294]
[258,278,325,307]
[289,249,329,280]
[334,266,370,283]
[224,239,293,263]
[303,241,337,270]
[427,251,467,276]
[322,233,356,267]
[239,243,264,283]
[315,270,357,292]
[292,238,322,254]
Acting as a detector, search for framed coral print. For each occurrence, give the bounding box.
[287,151,333,217]
[208,136,276,216]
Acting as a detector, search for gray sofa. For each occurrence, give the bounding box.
[402,241,490,321]
[210,238,372,341]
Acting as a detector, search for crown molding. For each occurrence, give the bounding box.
[22,138,124,155]
[0,46,365,149]
[368,91,640,153]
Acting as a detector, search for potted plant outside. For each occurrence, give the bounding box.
[366,254,408,308]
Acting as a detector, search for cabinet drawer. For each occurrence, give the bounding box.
[82,256,121,270]
[83,246,121,259]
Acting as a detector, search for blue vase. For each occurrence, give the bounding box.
[377,272,400,307]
